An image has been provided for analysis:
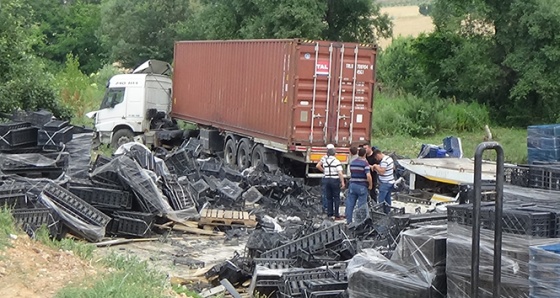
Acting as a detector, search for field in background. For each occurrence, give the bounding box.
[378,5,434,49]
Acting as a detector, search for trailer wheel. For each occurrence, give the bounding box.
[252,145,266,167]
[224,139,237,166]
[237,139,252,170]
[111,128,134,149]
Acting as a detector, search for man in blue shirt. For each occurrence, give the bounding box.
[345,147,373,224]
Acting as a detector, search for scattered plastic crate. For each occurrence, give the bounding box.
[261,224,347,259]
[0,183,27,208]
[41,182,111,241]
[11,207,62,238]
[220,165,243,182]
[200,159,223,176]
[111,212,154,237]
[68,177,124,191]
[69,186,132,210]
[182,138,203,157]
[165,148,198,175]
[29,110,54,126]
[304,279,348,292]
[163,177,196,210]
[243,186,264,204]
[278,269,334,298]
[218,179,243,201]
[38,126,73,146]
[446,203,495,228]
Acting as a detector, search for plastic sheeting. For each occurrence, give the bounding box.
[446,222,559,298]
[65,133,93,178]
[529,242,560,298]
[347,225,447,298]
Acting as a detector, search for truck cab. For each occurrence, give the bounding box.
[90,60,173,148]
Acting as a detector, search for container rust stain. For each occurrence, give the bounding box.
[172,39,376,149]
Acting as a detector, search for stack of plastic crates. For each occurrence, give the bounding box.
[527,124,560,164]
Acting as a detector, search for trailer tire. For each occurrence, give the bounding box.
[237,139,252,170]
[224,139,237,166]
[251,145,266,167]
[111,128,134,149]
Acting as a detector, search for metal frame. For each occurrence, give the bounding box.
[471,142,504,298]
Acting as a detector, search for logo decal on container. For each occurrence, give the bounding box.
[316,60,330,76]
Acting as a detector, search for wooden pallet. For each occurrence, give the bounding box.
[199,208,257,228]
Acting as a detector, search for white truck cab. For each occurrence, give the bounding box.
[89,60,173,148]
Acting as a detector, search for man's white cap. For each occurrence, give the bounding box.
[326,144,335,149]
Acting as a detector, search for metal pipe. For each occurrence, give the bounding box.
[472,142,504,298]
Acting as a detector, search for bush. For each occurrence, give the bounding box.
[373,92,490,137]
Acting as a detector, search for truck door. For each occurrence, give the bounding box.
[95,87,128,132]
[329,44,376,146]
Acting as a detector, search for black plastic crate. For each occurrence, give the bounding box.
[0,121,31,135]
[447,203,495,228]
[304,290,346,298]
[69,177,124,191]
[220,165,243,182]
[163,177,196,210]
[30,110,53,126]
[90,154,113,172]
[0,126,38,148]
[111,215,152,237]
[218,179,243,201]
[38,126,73,146]
[42,120,69,131]
[69,186,132,210]
[504,165,530,187]
[243,186,263,204]
[41,182,111,228]
[200,159,222,176]
[261,224,347,259]
[304,279,348,292]
[0,193,27,209]
[165,149,196,175]
[11,207,61,238]
[500,208,555,238]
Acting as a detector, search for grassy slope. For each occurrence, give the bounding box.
[374,127,526,164]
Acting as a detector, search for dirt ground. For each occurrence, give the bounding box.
[0,236,101,298]
[378,5,435,49]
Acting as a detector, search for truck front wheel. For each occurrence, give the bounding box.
[111,129,134,149]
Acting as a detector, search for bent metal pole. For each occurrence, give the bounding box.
[471,142,504,298]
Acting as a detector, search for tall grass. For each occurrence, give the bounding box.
[54,55,124,126]
[56,253,173,298]
[0,207,16,249]
[373,91,490,137]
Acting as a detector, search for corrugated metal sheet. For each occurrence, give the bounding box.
[172,39,376,149]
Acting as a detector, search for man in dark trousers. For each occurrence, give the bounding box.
[345,147,372,225]
[363,143,380,203]
[316,144,346,220]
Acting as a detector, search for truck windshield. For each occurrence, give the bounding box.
[100,87,126,109]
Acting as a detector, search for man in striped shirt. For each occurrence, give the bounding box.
[346,147,372,224]
[316,145,346,220]
[372,148,395,214]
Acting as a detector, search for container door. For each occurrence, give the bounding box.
[291,42,335,146]
[329,44,376,146]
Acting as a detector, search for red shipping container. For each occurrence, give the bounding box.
[172,39,376,151]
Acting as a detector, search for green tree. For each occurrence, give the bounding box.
[0,0,70,119]
[192,0,392,43]
[99,0,193,68]
[25,0,105,74]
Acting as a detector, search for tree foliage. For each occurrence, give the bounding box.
[0,0,70,118]
[379,0,560,126]
[99,0,193,68]
[190,0,392,43]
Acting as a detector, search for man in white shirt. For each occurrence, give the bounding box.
[372,148,394,214]
[316,144,346,220]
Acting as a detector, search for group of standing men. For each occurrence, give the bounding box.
[316,143,395,225]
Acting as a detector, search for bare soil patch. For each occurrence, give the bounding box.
[0,236,101,298]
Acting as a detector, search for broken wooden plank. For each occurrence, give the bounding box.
[94,237,183,247]
[155,223,224,236]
